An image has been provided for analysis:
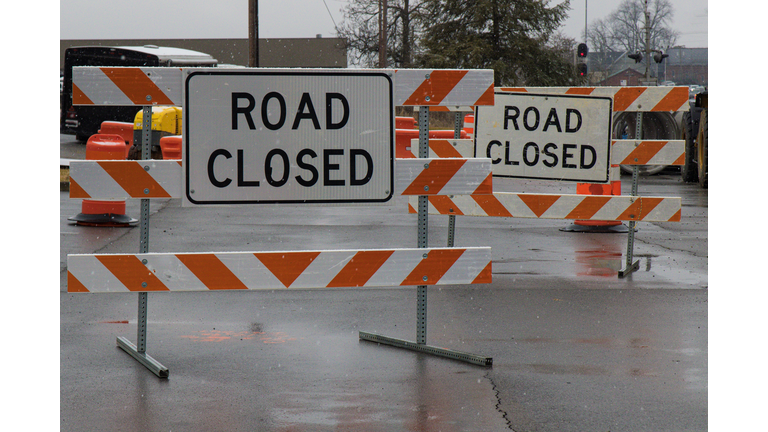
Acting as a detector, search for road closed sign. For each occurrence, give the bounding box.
[474,91,612,183]
[183,69,394,205]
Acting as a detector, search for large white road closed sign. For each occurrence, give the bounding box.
[183,70,394,205]
[474,91,612,183]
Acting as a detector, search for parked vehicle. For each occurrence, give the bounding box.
[680,90,708,188]
[60,45,217,142]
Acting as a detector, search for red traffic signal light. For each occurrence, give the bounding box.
[577,63,588,77]
[577,43,588,58]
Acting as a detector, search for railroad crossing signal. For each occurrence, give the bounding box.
[577,43,588,58]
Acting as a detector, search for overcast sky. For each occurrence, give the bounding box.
[60,0,708,48]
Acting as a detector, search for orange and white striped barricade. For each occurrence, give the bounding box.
[68,247,492,293]
[68,134,137,227]
[68,66,498,372]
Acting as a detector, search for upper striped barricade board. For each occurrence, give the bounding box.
[498,86,689,112]
[69,159,490,200]
[67,247,492,293]
[407,193,681,222]
[72,66,184,106]
[72,66,495,108]
[408,139,684,166]
[612,140,684,166]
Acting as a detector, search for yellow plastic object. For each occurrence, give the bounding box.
[133,106,180,135]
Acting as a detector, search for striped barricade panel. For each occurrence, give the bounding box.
[72,66,184,106]
[498,86,689,112]
[69,159,491,199]
[611,140,685,166]
[396,158,492,196]
[407,193,681,222]
[69,160,182,199]
[67,247,493,293]
[72,66,495,108]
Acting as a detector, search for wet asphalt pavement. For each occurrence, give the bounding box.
[60,134,707,431]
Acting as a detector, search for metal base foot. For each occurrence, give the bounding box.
[618,260,640,278]
[359,332,492,367]
[117,337,169,378]
[69,213,138,227]
[560,223,631,233]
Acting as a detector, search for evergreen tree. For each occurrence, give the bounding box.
[416,0,573,86]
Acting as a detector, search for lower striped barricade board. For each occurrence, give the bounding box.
[408,193,681,222]
[67,247,492,293]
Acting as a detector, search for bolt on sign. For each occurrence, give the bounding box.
[474,91,613,183]
[183,69,394,206]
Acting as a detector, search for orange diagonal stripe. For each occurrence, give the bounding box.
[96,255,169,292]
[652,87,689,111]
[565,196,612,220]
[67,271,90,292]
[613,87,646,112]
[474,83,496,106]
[429,140,463,158]
[71,83,94,105]
[404,70,469,105]
[176,254,248,290]
[668,209,682,222]
[473,173,493,195]
[565,87,595,95]
[402,159,465,195]
[472,195,512,217]
[100,67,174,105]
[472,261,493,284]
[623,141,668,165]
[518,194,560,218]
[618,197,662,221]
[327,250,395,288]
[402,249,465,286]
[68,177,90,199]
[255,252,321,288]
[428,195,464,215]
[99,161,171,198]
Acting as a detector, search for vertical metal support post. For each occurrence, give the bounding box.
[416,106,429,345]
[619,112,642,278]
[358,106,492,367]
[116,105,169,377]
[446,112,462,247]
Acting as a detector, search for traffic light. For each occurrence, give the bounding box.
[577,63,588,77]
[628,52,643,63]
[653,52,669,63]
[577,43,588,58]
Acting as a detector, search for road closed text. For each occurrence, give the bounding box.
[475,92,612,183]
[184,71,394,205]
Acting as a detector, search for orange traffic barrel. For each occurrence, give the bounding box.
[463,114,475,138]
[561,165,627,233]
[68,134,137,227]
[98,121,134,157]
[159,135,182,160]
[395,129,470,158]
[396,116,416,129]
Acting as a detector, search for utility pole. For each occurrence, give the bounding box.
[249,0,259,67]
[379,0,387,68]
[644,0,650,80]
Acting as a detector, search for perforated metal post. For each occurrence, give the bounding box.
[619,112,642,277]
[416,106,429,345]
[446,112,463,247]
[116,105,169,377]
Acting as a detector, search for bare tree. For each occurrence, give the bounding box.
[336,0,426,68]
[590,0,678,54]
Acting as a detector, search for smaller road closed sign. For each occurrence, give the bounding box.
[474,92,612,183]
[184,69,394,206]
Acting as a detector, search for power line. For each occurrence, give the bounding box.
[321,0,338,28]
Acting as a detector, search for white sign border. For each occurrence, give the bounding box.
[182,69,395,206]
[474,91,613,183]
